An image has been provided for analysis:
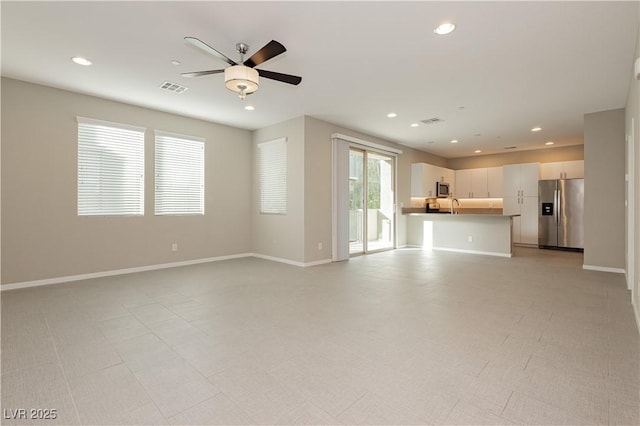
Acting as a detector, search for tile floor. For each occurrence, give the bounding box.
[1,247,639,425]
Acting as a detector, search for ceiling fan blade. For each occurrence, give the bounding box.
[184,36,236,66]
[257,69,302,86]
[181,69,225,78]
[244,40,286,68]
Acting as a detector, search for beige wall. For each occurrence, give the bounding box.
[302,116,447,254]
[251,117,306,263]
[1,78,253,284]
[584,108,626,270]
[447,144,584,170]
[252,115,445,264]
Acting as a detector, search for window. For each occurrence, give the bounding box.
[258,138,287,214]
[77,117,145,216]
[154,130,205,215]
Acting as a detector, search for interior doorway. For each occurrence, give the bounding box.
[348,148,395,255]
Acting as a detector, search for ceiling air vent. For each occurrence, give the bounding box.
[504,146,517,150]
[420,117,444,125]
[160,81,189,94]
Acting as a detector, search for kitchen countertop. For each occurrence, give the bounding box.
[401,207,504,215]
[406,212,520,217]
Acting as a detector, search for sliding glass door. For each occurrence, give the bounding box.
[349,148,395,255]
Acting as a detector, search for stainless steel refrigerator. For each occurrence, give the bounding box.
[538,179,584,250]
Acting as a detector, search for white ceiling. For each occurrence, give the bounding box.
[2,1,638,158]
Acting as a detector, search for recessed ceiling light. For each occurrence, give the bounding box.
[545,141,554,145]
[71,56,92,66]
[410,123,419,127]
[244,105,255,111]
[387,112,397,118]
[170,60,181,66]
[531,126,542,132]
[434,22,456,35]
[450,139,459,144]
[474,150,482,153]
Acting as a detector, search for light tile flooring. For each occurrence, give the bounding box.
[2,247,639,425]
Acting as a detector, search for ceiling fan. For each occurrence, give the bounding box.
[181,37,302,99]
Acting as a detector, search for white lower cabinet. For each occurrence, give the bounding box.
[504,196,538,245]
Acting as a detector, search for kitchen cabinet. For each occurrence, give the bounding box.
[455,169,472,198]
[471,168,488,197]
[540,160,584,180]
[503,163,539,245]
[411,163,454,198]
[487,166,503,198]
[454,167,499,198]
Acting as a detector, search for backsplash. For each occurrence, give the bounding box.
[410,197,503,209]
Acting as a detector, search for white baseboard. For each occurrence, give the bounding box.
[582,264,626,274]
[634,299,640,335]
[1,253,254,291]
[405,245,511,258]
[1,253,334,291]
[432,247,512,258]
[251,253,332,268]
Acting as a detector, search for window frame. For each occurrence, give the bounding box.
[258,137,288,215]
[77,116,145,217]
[154,130,205,216]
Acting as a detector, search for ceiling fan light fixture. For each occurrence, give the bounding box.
[224,65,259,99]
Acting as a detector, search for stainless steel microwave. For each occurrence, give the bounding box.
[436,182,450,198]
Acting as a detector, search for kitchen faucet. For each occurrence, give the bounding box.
[451,198,460,214]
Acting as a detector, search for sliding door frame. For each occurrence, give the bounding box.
[332,133,401,261]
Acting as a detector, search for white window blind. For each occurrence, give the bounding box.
[258,138,287,214]
[155,130,205,215]
[77,117,145,216]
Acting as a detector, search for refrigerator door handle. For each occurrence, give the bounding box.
[554,189,560,223]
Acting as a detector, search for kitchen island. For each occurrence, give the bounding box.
[405,212,518,257]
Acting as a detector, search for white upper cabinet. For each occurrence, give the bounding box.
[455,169,473,198]
[487,167,503,198]
[411,163,453,197]
[471,168,489,198]
[540,160,584,180]
[455,167,502,198]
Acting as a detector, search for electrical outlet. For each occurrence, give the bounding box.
[467,236,473,242]
[171,243,178,252]
[318,242,323,250]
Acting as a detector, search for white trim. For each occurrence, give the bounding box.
[331,133,403,155]
[631,300,640,334]
[252,253,332,268]
[76,116,146,133]
[304,258,333,267]
[582,264,626,274]
[405,245,512,258]
[1,253,253,291]
[633,298,640,335]
[154,129,205,143]
[2,253,335,291]
[433,247,512,258]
